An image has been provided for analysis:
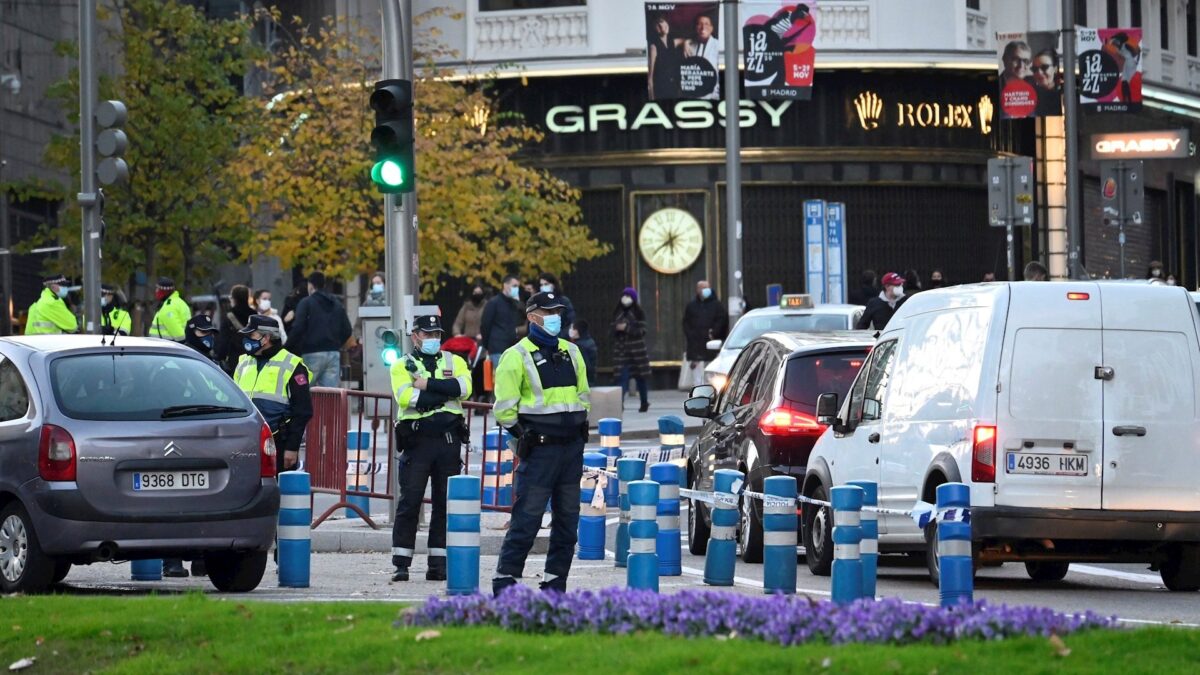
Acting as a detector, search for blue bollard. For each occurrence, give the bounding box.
[598,418,622,507]
[277,471,312,588]
[650,462,682,576]
[615,457,646,568]
[657,416,685,463]
[830,485,863,605]
[847,480,879,600]
[446,475,481,595]
[130,558,162,581]
[937,482,973,608]
[703,469,743,586]
[482,428,513,507]
[762,475,798,595]
[626,480,660,591]
[345,430,371,519]
[578,453,608,560]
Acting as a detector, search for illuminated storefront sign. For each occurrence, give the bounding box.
[852,91,994,135]
[1090,130,1191,159]
[545,100,793,133]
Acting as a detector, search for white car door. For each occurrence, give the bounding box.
[833,339,898,532]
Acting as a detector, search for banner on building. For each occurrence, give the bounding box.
[741,2,817,100]
[646,2,724,101]
[996,31,1062,119]
[1077,27,1143,113]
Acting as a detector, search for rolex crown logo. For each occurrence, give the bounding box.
[854,91,883,131]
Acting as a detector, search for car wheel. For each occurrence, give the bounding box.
[803,483,833,576]
[0,503,55,594]
[686,475,710,556]
[1024,561,1070,582]
[924,519,940,587]
[51,560,72,584]
[739,489,764,564]
[205,550,268,593]
[1161,545,1200,592]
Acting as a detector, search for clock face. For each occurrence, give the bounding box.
[639,208,704,275]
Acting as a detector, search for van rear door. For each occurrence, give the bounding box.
[996,285,1103,509]
[1099,284,1200,511]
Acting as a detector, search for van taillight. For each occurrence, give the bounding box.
[38,425,77,482]
[972,425,996,483]
[1067,292,1090,301]
[260,423,277,478]
[759,408,824,436]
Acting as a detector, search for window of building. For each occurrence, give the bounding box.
[479,0,585,10]
[1188,0,1197,55]
[966,0,981,10]
[1108,0,1119,25]
[1076,0,1089,24]
[1161,0,1171,49]
[1132,0,1143,27]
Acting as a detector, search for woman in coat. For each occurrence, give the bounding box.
[612,286,651,412]
[216,284,253,375]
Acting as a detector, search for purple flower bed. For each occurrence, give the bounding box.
[403,587,1115,646]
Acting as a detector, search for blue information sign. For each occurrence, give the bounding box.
[825,202,847,304]
[803,199,826,304]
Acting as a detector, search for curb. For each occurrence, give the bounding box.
[311,522,549,556]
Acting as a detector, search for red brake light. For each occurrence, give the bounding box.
[972,425,996,483]
[260,423,277,478]
[38,425,77,482]
[849,360,863,368]
[759,407,824,436]
[1067,292,1090,301]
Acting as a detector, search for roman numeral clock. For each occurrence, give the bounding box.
[638,207,704,275]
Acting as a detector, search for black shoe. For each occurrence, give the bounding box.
[426,568,447,581]
[492,576,518,597]
[190,560,207,577]
[539,581,567,594]
[638,401,650,413]
[391,567,410,582]
[162,562,189,578]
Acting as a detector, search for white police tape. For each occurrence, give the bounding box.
[677,485,969,523]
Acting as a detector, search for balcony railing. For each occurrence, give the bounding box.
[966,9,989,50]
[472,7,589,61]
[818,1,872,47]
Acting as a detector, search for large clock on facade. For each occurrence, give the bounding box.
[638,208,704,275]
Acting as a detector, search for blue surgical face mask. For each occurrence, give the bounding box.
[243,336,262,354]
[508,285,520,299]
[419,338,441,355]
[56,287,69,300]
[700,287,712,299]
[540,284,553,293]
[100,296,110,308]
[201,335,215,350]
[541,315,562,336]
[371,283,384,294]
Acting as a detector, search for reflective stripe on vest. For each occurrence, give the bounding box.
[396,352,465,421]
[512,342,587,416]
[235,351,302,404]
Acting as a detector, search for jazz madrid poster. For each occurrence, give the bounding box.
[1077,27,1143,113]
[996,31,1063,119]
[646,2,723,101]
[742,2,817,100]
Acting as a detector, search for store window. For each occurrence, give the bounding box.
[479,0,585,10]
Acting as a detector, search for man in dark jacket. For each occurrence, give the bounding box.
[285,271,352,388]
[681,280,728,390]
[480,275,524,370]
[569,319,598,384]
[856,272,906,331]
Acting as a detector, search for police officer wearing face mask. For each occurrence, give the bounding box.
[492,292,591,596]
[100,284,132,336]
[184,314,220,358]
[390,314,472,582]
[25,274,78,335]
[233,315,312,473]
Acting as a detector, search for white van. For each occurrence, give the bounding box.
[803,282,1200,591]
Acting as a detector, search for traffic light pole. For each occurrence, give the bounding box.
[723,0,744,321]
[78,0,101,333]
[1062,0,1084,279]
[381,0,417,337]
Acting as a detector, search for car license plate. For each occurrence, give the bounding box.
[133,471,209,491]
[1006,452,1089,476]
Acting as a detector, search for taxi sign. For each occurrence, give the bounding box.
[780,294,814,309]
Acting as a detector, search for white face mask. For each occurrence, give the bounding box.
[621,296,633,307]
[569,328,580,340]
[258,298,271,311]
[890,286,905,299]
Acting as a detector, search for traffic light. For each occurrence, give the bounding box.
[380,327,402,366]
[95,100,129,185]
[369,79,414,194]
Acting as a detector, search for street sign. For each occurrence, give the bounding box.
[803,199,826,304]
[765,283,782,307]
[825,202,847,304]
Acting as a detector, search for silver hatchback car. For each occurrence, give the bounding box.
[0,336,280,593]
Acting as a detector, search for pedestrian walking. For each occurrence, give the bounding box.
[253,288,287,344]
[537,273,575,330]
[24,274,77,335]
[1023,261,1048,281]
[681,280,727,391]
[100,284,131,336]
[286,272,352,388]
[569,319,598,384]
[452,283,486,342]
[855,272,906,331]
[149,277,189,341]
[389,315,472,582]
[217,284,254,374]
[481,275,524,371]
[492,292,591,596]
[612,287,651,412]
[234,315,311,474]
[849,270,878,306]
[364,272,387,307]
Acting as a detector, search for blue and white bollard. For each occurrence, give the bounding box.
[578,453,608,560]
[657,416,685,463]
[627,480,660,591]
[130,558,161,581]
[650,462,682,576]
[615,457,646,568]
[345,430,371,519]
[830,484,863,605]
[446,475,481,595]
[482,427,513,507]
[598,418,622,507]
[762,475,798,595]
[703,468,743,586]
[847,480,879,600]
[937,482,973,608]
[278,470,312,588]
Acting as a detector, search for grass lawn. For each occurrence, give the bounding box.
[0,594,1197,674]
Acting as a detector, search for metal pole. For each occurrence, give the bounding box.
[0,0,10,336]
[381,0,416,333]
[1005,159,1015,281]
[78,0,101,333]
[722,0,743,320]
[1117,161,1126,278]
[1061,0,1083,279]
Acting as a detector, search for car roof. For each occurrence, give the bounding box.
[755,330,875,355]
[0,335,192,356]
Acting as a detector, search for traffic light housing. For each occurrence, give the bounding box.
[369,79,415,194]
[380,327,402,366]
[95,100,129,185]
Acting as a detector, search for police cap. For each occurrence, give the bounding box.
[526,292,566,313]
[237,314,282,337]
[187,314,218,334]
[411,314,444,334]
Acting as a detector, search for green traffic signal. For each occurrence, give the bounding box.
[380,327,402,366]
[369,79,415,194]
[382,346,400,366]
[371,159,405,188]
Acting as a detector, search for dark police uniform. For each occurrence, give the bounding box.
[233,314,312,473]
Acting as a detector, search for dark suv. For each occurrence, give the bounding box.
[683,332,872,562]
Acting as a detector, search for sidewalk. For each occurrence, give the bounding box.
[587,388,702,441]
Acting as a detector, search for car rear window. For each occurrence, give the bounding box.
[50,352,250,421]
[782,352,868,412]
[726,313,850,349]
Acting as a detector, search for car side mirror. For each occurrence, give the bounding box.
[705,339,723,351]
[690,384,716,400]
[684,395,714,419]
[816,392,839,426]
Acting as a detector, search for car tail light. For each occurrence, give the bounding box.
[759,407,824,436]
[1067,292,1090,301]
[38,425,77,482]
[972,425,996,483]
[260,423,277,478]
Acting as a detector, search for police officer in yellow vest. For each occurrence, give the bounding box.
[24,274,77,335]
[492,292,590,596]
[150,277,189,341]
[390,314,472,582]
[234,314,312,473]
[100,284,132,336]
